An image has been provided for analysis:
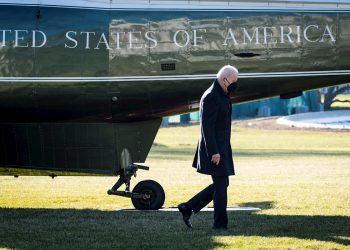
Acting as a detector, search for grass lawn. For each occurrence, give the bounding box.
[0,124,349,249]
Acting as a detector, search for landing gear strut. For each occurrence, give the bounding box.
[107,164,165,210]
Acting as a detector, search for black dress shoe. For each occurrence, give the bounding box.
[177,203,193,228]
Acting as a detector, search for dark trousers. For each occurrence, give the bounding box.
[187,175,229,228]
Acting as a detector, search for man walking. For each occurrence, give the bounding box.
[178,65,239,231]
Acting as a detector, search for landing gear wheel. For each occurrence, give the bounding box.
[131,180,165,210]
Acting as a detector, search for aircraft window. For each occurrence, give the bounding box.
[161,63,176,71]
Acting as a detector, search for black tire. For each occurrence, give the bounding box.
[131,180,165,210]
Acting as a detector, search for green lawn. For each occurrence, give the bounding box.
[1,124,349,249]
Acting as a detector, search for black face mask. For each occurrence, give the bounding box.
[227,83,238,93]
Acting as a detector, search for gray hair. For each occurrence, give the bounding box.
[216,65,239,80]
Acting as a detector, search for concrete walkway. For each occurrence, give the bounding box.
[116,207,261,212]
[277,110,350,130]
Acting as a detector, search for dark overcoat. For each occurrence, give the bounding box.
[192,79,235,176]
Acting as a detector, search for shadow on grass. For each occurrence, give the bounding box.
[152,143,168,148]
[0,207,349,249]
[238,201,275,210]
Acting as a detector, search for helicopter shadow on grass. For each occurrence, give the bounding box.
[0,202,348,249]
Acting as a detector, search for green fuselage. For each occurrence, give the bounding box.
[1,4,350,123]
[0,2,350,175]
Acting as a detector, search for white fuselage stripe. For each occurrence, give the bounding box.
[0,70,350,82]
[1,0,350,11]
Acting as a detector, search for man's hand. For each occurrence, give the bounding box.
[211,153,220,166]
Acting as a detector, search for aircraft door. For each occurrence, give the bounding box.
[224,13,268,72]
[266,13,303,72]
[301,13,337,70]
[338,14,350,68]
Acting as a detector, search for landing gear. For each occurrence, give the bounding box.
[107,163,165,210]
[131,180,165,210]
